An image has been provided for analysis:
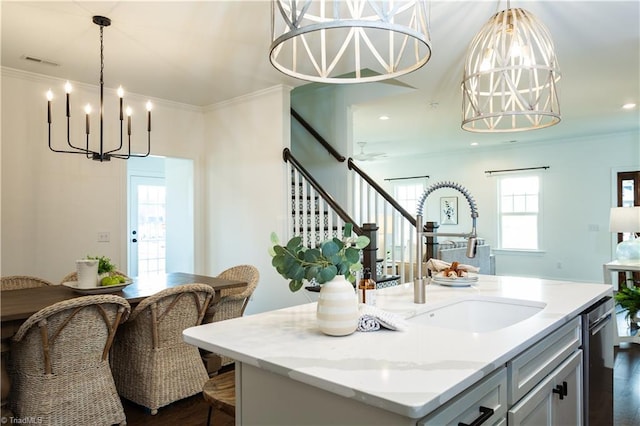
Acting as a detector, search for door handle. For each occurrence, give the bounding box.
[552,381,568,400]
[458,406,494,426]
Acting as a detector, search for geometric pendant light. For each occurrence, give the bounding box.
[461,4,561,132]
[269,0,432,83]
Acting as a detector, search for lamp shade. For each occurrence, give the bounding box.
[269,0,432,83]
[461,7,561,132]
[609,207,640,233]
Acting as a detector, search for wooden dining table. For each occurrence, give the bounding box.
[1,272,248,339]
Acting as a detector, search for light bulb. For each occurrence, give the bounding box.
[64,81,72,93]
[117,86,124,98]
[46,90,53,101]
[84,104,92,114]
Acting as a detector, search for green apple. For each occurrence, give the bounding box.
[101,276,121,286]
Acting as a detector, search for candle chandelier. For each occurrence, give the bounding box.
[269,0,432,83]
[47,15,151,162]
[461,3,561,132]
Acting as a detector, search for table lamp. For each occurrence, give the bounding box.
[609,206,640,260]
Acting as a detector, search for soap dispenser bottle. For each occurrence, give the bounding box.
[358,268,376,305]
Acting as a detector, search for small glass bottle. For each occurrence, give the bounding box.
[358,268,376,305]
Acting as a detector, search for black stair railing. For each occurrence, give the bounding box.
[291,108,346,162]
[283,148,377,276]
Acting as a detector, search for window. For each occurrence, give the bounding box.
[498,175,540,250]
[393,182,426,251]
[394,182,425,215]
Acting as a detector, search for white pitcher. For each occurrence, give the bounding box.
[76,259,98,289]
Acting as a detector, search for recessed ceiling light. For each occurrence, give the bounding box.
[378,115,390,120]
[622,103,637,109]
[470,142,479,146]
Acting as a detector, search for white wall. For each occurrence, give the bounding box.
[203,85,314,314]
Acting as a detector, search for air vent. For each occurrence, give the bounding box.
[22,55,59,67]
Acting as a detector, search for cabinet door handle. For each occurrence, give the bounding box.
[552,381,568,400]
[458,406,494,426]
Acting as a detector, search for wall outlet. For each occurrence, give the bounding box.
[97,232,110,242]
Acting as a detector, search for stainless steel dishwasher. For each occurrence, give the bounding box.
[581,296,615,426]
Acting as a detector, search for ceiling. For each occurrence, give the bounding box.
[2,1,639,159]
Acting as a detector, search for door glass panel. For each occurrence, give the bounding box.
[137,184,166,276]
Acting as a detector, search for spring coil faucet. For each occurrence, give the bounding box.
[414,181,479,303]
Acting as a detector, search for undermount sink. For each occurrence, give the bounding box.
[408,296,546,333]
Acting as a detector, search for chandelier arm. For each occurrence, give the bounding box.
[47,123,96,156]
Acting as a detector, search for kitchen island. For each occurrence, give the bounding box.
[183,275,612,425]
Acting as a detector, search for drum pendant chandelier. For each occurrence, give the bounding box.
[461,4,561,132]
[269,0,432,83]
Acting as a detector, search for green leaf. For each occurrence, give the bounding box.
[305,266,320,280]
[286,236,302,251]
[270,232,280,245]
[343,223,353,238]
[290,263,305,281]
[344,247,360,263]
[317,265,337,283]
[354,235,370,249]
[321,240,340,257]
[289,279,303,292]
[304,248,321,263]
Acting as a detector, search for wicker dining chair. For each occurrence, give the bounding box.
[202,265,259,372]
[8,294,130,426]
[110,283,216,415]
[1,275,53,291]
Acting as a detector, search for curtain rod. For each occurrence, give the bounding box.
[384,175,430,181]
[484,166,549,175]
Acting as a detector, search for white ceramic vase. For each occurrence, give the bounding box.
[316,275,359,336]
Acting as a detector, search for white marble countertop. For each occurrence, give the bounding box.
[183,275,612,419]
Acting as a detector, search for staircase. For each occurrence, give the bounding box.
[284,148,401,289]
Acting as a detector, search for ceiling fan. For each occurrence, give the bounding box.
[353,141,387,161]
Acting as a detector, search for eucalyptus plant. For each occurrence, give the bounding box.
[269,223,370,292]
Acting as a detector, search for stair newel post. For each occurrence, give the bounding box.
[361,223,379,281]
[425,221,439,267]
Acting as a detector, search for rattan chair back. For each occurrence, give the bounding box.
[9,295,130,425]
[213,264,259,321]
[111,283,216,414]
[1,275,53,291]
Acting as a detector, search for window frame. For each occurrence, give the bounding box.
[496,173,543,252]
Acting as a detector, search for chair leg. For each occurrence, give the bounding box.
[206,406,212,426]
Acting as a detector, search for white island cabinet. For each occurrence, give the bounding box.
[183,275,611,425]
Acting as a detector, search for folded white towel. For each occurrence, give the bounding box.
[357,314,381,332]
[357,305,408,332]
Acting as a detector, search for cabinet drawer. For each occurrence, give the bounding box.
[418,367,507,426]
[508,317,581,405]
[508,350,583,425]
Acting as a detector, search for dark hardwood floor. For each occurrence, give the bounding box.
[124,344,640,426]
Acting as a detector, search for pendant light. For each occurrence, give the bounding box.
[269,0,432,83]
[461,3,561,132]
[47,16,151,162]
